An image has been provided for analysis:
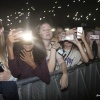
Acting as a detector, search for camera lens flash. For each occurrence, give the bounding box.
[22,30,33,41]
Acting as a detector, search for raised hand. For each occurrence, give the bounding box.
[7,29,22,47]
[66,28,77,35]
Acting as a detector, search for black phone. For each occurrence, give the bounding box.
[0,63,4,72]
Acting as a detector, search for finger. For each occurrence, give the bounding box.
[21,50,27,57]
[9,31,23,41]
[60,79,63,89]
[9,29,16,35]
[20,54,26,60]
[20,56,26,62]
[31,52,34,58]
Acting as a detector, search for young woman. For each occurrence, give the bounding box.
[61,34,89,68]
[37,22,68,89]
[85,29,100,59]
[7,29,50,84]
[0,24,19,100]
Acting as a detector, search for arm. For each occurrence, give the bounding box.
[8,58,21,78]
[81,32,94,60]
[71,35,89,63]
[7,29,22,77]
[47,42,61,72]
[47,48,56,72]
[57,56,68,89]
[77,43,89,63]
[33,58,50,84]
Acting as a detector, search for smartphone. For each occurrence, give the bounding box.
[90,35,99,40]
[64,34,74,41]
[77,27,83,39]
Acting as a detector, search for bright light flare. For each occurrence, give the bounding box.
[22,30,33,42]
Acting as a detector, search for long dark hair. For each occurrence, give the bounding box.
[13,29,47,63]
[92,40,98,59]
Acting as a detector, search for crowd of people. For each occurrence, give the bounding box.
[0,20,100,100]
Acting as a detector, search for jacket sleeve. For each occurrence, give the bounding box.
[33,58,50,84]
[8,58,21,78]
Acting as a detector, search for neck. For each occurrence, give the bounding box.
[26,51,32,56]
[64,46,72,50]
[43,39,51,49]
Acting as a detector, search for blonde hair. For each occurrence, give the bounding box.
[0,32,8,68]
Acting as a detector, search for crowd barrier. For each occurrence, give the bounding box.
[0,60,100,100]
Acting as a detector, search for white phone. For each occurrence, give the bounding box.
[90,35,99,40]
[77,27,83,39]
[64,34,74,41]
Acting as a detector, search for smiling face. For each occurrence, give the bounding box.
[39,23,53,40]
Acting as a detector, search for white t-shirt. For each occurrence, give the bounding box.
[57,48,82,68]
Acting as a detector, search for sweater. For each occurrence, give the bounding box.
[8,57,50,84]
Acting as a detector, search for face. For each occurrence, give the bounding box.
[56,28,64,35]
[86,31,94,44]
[64,41,73,48]
[39,23,53,40]
[23,44,34,52]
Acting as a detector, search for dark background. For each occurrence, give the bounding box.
[0,0,100,30]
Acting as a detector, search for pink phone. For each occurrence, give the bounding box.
[90,35,99,40]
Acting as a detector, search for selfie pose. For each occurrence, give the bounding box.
[57,27,92,67]
[7,29,50,84]
[0,23,19,100]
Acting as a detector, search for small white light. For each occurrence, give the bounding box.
[40,18,42,20]
[65,28,69,31]
[67,5,69,7]
[55,1,57,3]
[89,13,91,16]
[7,16,9,18]
[67,15,69,17]
[96,8,98,10]
[58,6,61,8]
[53,14,56,16]
[19,20,21,23]
[51,28,56,32]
